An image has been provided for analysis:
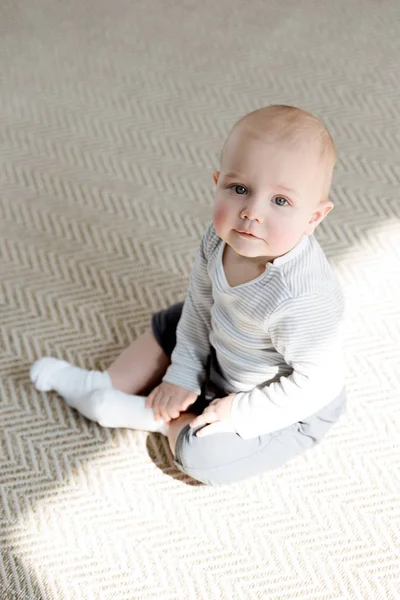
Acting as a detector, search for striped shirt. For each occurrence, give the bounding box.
[163,223,346,438]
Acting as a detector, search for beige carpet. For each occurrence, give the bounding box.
[1,0,399,598]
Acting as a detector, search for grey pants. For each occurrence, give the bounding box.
[151,302,347,486]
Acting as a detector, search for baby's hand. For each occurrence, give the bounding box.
[189,393,236,437]
[146,381,198,423]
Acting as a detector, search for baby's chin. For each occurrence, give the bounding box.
[230,237,291,263]
[229,239,273,260]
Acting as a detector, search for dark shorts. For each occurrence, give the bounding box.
[151,302,347,486]
[151,302,227,416]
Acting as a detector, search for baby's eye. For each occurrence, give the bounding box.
[233,185,247,195]
[273,196,289,207]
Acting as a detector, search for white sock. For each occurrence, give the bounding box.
[30,357,112,406]
[70,388,169,436]
[30,357,168,436]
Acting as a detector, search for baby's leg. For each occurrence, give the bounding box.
[30,329,171,434]
[174,389,347,486]
[107,328,171,395]
[31,329,170,399]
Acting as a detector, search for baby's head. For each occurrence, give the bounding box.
[212,105,336,264]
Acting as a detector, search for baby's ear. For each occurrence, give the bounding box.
[212,171,220,185]
[319,199,334,216]
[323,199,334,216]
[305,200,334,235]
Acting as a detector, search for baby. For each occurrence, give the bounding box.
[30,105,347,486]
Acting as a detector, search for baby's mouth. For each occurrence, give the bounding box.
[235,230,260,239]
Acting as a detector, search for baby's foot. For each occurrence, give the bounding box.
[30,357,111,407]
[75,388,168,435]
[30,357,73,392]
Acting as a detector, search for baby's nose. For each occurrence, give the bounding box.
[241,205,264,223]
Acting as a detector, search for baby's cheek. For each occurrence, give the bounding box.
[212,203,230,233]
[271,221,303,250]
[275,226,294,244]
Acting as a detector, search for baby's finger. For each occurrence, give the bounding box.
[180,395,196,411]
[208,398,221,407]
[152,390,163,421]
[190,410,218,429]
[146,388,156,409]
[159,397,173,424]
[195,421,223,437]
[169,407,181,420]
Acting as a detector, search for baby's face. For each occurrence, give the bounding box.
[212,127,332,265]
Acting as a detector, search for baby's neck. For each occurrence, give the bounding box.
[229,245,275,269]
[223,244,268,287]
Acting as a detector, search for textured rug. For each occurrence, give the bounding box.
[1,0,399,598]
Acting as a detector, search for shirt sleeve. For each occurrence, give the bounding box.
[161,225,214,394]
[230,293,346,439]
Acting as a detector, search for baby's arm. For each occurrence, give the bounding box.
[151,225,214,409]
[231,293,346,439]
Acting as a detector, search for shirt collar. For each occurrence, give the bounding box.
[269,235,310,267]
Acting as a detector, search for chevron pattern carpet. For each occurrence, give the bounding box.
[1,0,399,598]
